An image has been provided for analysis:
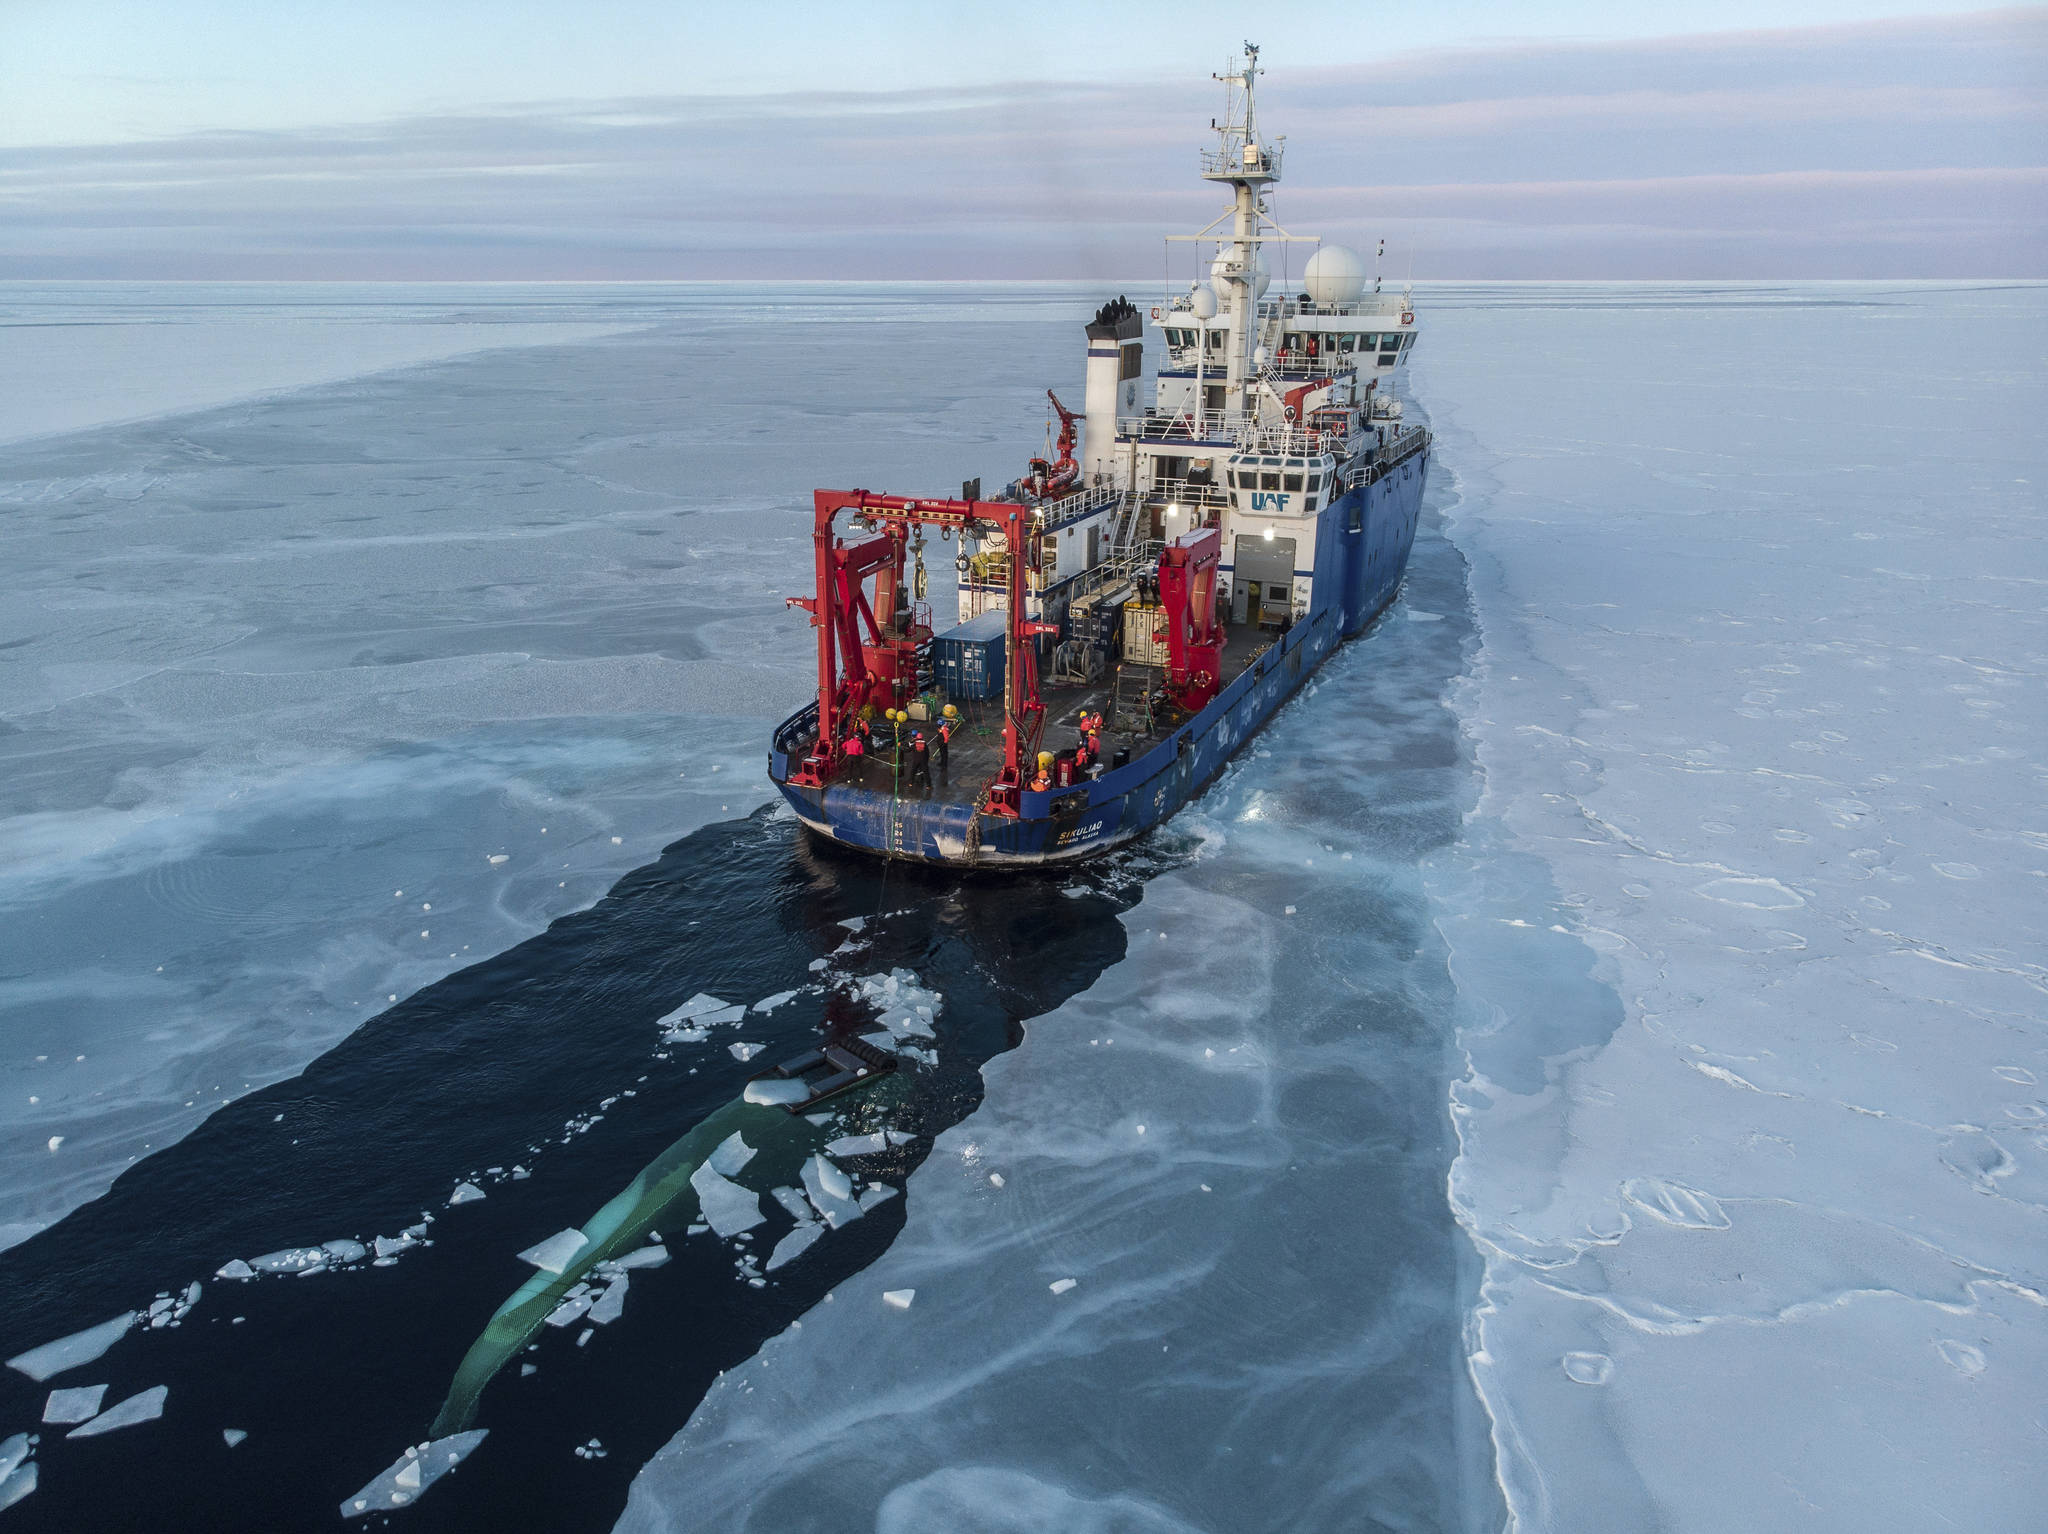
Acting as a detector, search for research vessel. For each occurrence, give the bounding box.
[768,46,1430,864]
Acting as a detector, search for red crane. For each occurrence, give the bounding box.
[1022,391,1082,501]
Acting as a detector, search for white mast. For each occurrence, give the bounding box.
[1201,43,1282,421]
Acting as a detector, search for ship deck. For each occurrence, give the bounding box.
[824,619,1280,807]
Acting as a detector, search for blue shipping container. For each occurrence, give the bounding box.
[931,609,1009,701]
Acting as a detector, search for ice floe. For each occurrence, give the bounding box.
[43,1384,106,1424]
[7,1313,134,1381]
[690,1161,765,1237]
[516,1228,588,1275]
[447,1182,486,1206]
[67,1384,167,1437]
[340,1430,488,1519]
[764,1223,824,1273]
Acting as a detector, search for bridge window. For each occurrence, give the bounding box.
[1337,334,1355,353]
[1262,471,1281,491]
[1305,473,1322,493]
[1283,471,1303,492]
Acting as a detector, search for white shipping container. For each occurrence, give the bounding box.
[1122,601,1169,666]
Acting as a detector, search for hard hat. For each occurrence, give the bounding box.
[1038,751,1054,767]
[942,704,958,718]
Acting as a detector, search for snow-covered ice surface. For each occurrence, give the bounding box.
[0,280,1089,1246]
[0,283,656,446]
[1419,282,2047,1530]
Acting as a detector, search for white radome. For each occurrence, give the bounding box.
[1187,284,1218,319]
[1303,245,1369,306]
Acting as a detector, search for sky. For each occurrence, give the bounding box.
[1,1,2042,279]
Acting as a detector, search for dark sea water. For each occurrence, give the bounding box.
[0,811,1198,1529]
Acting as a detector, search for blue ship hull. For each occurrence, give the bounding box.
[770,446,1428,865]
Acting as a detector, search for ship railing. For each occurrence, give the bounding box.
[1199,142,1283,180]
[773,698,821,757]
[1145,477,1229,513]
[1231,421,1355,460]
[1117,411,1236,445]
[1339,426,1431,491]
[1032,481,1121,530]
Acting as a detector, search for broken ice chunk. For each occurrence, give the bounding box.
[743,1078,810,1106]
[223,1429,248,1447]
[765,1222,824,1272]
[810,1154,852,1202]
[447,1183,486,1206]
[885,1130,916,1146]
[68,1383,167,1437]
[216,1259,256,1281]
[0,1435,28,1482]
[1049,1278,1077,1295]
[689,1161,765,1237]
[516,1229,588,1275]
[340,1430,488,1519]
[371,1234,416,1260]
[44,1383,107,1423]
[856,1185,898,1211]
[705,1131,756,1177]
[0,1461,34,1512]
[800,1155,862,1229]
[751,990,799,1013]
[769,1186,814,1221]
[543,1293,593,1329]
[653,993,738,1030]
[612,1244,669,1270]
[728,1041,764,1062]
[250,1247,327,1275]
[824,1132,887,1158]
[321,1240,368,1266]
[881,1288,915,1310]
[7,1312,134,1381]
[588,1275,629,1325]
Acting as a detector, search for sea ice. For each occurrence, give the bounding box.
[0,1461,34,1512]
[1048,1279,1077,1296]
[728,1042,764,1062]
[706,1131,756,1177]
[764,1223,824,1273]
[223,1428,248,1447]
[544,1293,594,1329]
[249,1247,327,1274]
[67,1384,167,1437]
[801,1154,861,1229]
[742,1078,809,1106]
[215,1259,255,1280]
[689,1161,765,1238]
[7,1312,134,1381]
[613,1244,670,1270]
[517,1228,588,1275]
[447,1183,486,1206]
[824,1132,887,1158]
[881,1289,914,1310]
[0,1435,28,1482]
[340,1429,488,1519]
[588,1275,629,1325]
[43,1383,106,1423]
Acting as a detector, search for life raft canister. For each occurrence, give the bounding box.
[1401,311,1414,325]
